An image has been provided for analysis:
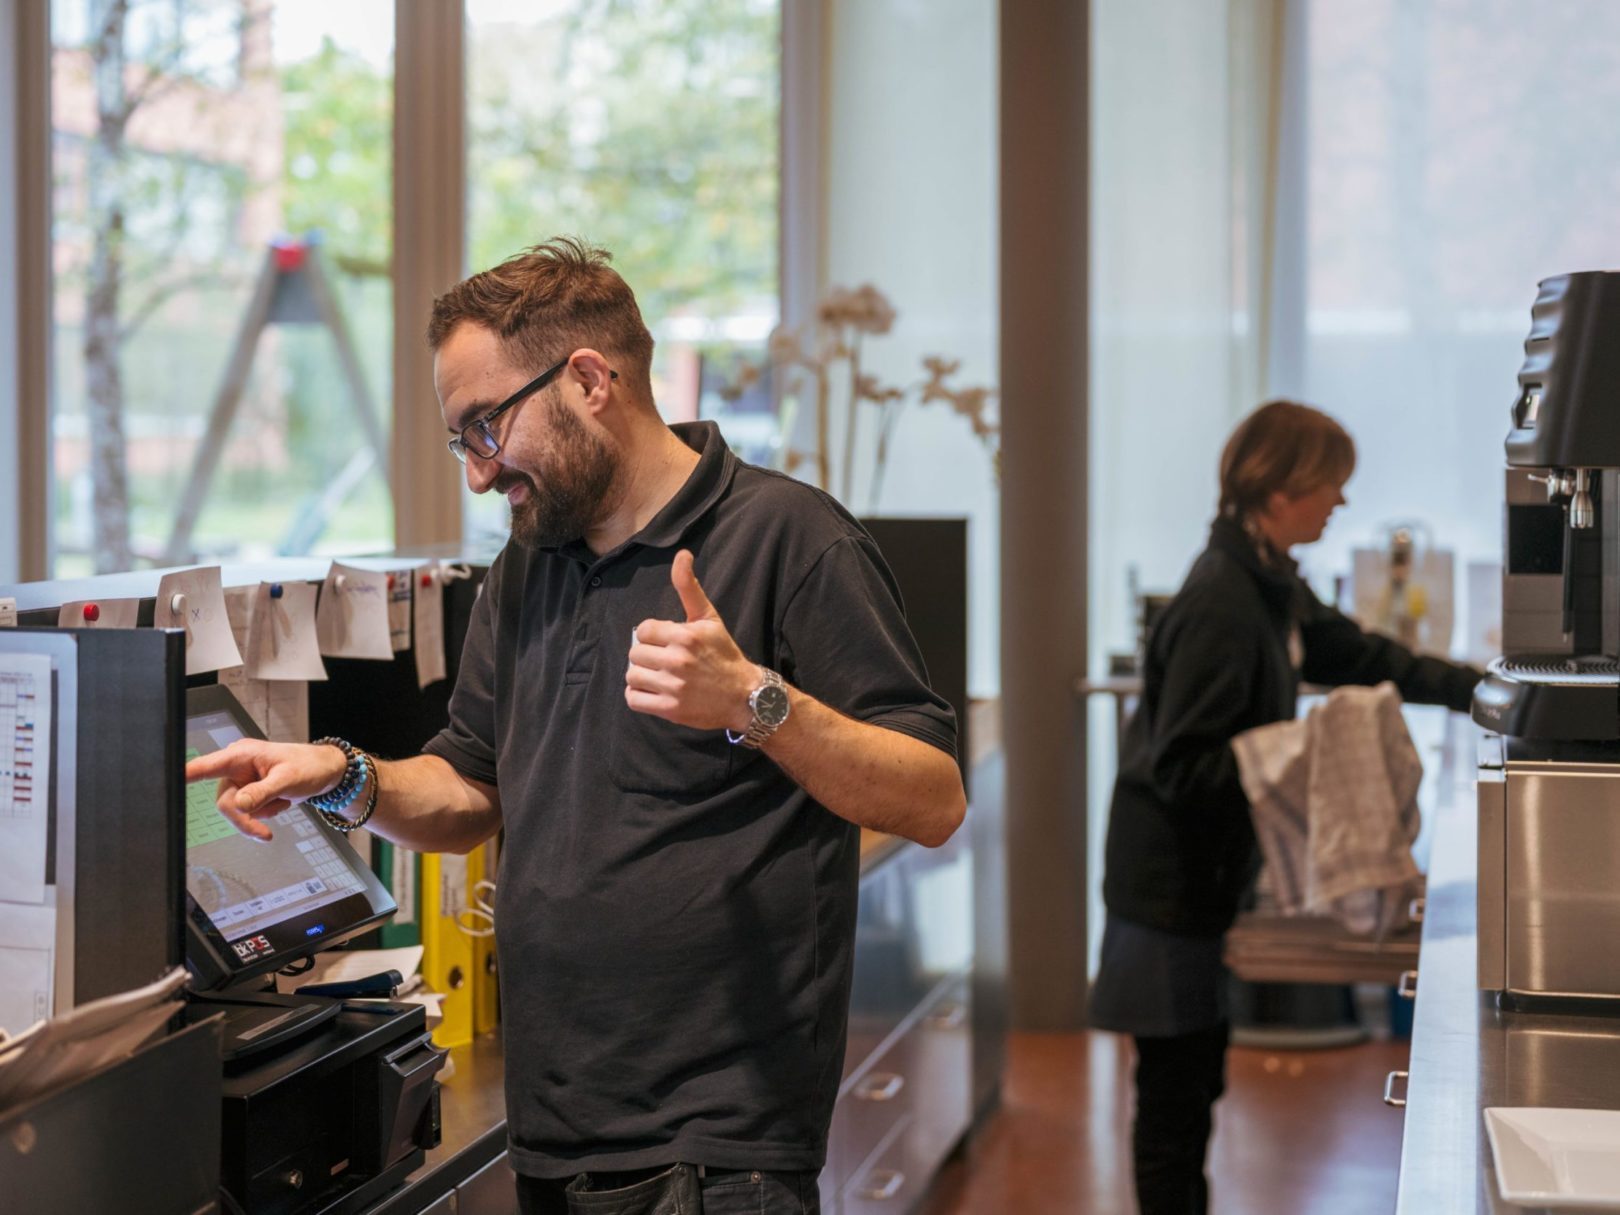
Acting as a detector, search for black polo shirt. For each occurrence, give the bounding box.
[423,421,957,1179]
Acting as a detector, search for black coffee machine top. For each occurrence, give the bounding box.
[1508,271,1620,470]
[1476,271,1620,742]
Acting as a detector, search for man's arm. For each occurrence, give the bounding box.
[184,743,501,855]
[760,691,965,847]
[625,550,966,847]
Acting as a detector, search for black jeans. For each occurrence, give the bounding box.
[1131,1022,1230,1215]
[516,1164,821,1215]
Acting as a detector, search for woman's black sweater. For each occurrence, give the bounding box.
[1101,516,1481,937]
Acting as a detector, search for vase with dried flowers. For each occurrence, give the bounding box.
[721,283,998,510]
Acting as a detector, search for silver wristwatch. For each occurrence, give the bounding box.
[727,667,791,749]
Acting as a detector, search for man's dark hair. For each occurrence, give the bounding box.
[427,236,656,394]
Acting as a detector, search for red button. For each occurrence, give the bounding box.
[82,603,100,623]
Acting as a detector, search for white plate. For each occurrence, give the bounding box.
[1485,1107,1620,1209]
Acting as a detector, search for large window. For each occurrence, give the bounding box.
[1087,0,1620,968]
[49,0,394,575]
[463,0,780,546]
[1285,0,1620,649]
[821,0,999,695]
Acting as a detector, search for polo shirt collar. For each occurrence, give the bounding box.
[633,421,736,549]
[550,421,735,563]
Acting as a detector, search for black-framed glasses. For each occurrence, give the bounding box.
[447,360,618,464]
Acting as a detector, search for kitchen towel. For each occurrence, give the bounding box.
[1232,681,1423,935]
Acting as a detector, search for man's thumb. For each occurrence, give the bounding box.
[672,550,719,623]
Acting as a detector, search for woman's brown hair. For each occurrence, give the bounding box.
[1218,399,1356,519]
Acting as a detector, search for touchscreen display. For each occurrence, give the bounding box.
[185,710,368,944]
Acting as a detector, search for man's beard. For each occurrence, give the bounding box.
[498,397,619,549]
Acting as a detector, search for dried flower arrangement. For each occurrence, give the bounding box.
[722,283,998,509]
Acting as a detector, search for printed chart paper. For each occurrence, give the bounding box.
[0,653,52,907]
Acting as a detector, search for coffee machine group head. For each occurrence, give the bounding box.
[1499,271,1620,662]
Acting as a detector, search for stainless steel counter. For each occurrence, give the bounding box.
[1396,727,1620,1213]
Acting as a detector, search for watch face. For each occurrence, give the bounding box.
[753,683,791,728]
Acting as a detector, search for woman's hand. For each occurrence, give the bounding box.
[186,740,350,841]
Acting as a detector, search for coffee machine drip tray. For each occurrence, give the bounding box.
[1498,656,1620,683]
[1473,657,1620,741]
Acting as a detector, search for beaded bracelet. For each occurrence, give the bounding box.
[308,737,363,812]
[307,737,377,833]
[325,750,379,834]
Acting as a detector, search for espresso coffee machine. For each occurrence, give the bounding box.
[1474,270,1620,1007]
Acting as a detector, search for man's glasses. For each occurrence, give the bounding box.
[447,359,617,464]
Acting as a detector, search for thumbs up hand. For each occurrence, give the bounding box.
[626,550,759,732]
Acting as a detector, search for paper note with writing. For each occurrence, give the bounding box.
[388,572,412,652]
[247,582,326,682]
[56,599,140,629]
[316,564,393,661]
[0,903,56,1037]
[0,600,16,628]
[414,564,447,689]
[154,567,242,675]
[0,653,52,907]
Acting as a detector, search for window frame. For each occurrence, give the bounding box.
[3,0,467,581]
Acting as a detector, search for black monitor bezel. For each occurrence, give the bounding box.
[183,684,396,992]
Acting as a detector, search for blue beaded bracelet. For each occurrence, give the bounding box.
[309,737,364,814]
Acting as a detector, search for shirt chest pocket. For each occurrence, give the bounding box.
[607,707,737,796]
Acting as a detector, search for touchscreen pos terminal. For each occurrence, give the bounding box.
[183,685,396,1059]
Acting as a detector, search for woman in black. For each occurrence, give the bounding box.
[1089,400,1481,1215]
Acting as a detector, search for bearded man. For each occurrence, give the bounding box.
[187,237,965,1215]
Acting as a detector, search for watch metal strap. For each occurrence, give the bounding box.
[733,667,786,749]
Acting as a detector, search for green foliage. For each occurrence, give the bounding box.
[467,0,778,321]
[280,37,393,270]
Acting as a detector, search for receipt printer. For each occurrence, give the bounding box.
[213,999,446,1215]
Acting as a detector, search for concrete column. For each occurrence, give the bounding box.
[1000,0,1092,1029]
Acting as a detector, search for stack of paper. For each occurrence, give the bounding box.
[0,967,187,1112]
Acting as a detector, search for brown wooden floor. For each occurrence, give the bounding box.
[916,1032,1410,1215]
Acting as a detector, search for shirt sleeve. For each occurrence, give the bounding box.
[421,561,501,786]
[1296,583,1483,711]
[776,535,959,760]
[1138,603,1257,812]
